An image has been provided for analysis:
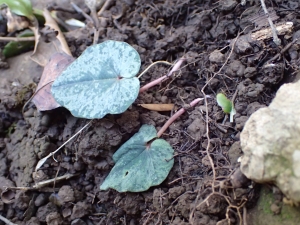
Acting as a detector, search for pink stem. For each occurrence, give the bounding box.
[157,98,204,138]
[139,58,186,93]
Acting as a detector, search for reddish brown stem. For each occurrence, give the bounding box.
[139,58,186,93]
[157,98,206,138]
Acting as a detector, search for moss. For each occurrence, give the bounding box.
[16,83,36,106]
[5,122,16,136]
[249,185,300,225]
[258,186,273,215]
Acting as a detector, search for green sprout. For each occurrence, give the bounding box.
[216,93,236,122]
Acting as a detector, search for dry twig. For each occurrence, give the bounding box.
[0,36,35,42]
[259,0,281,45]
[0,215,17,225]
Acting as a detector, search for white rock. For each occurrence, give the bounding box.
[240,80,300,203]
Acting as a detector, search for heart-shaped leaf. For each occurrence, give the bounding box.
[51,40,141,119]
[100,124,174,192]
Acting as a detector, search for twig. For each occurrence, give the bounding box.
[264,38,298,66]
[5,173,79,192]
[33,173,79,189]
[0,215,17,225]
[84,0,101,44]
[0,36,35,42]
[243,206,248,225]
[97,0,114,16]
[35,120,93,171]
[93,27,101,45]
[260,0,281,45]
[71,2,94,24]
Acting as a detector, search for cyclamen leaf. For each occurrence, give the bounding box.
[100,125,174,192]
[51,40,141,119]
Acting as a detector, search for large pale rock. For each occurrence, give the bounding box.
[240,80,300,203]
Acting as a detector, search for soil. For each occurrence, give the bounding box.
[0,0,300,224]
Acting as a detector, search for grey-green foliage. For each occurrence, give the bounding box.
[100,124,174,192]
[51,40,141,119]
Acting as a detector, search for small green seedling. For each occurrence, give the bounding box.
[216,93,236,122]
[51,40,141,119]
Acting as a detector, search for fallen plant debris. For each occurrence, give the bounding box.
[31,52,74,111]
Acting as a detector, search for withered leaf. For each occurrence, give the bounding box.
[139,104,174,111]
[32,53,74,111]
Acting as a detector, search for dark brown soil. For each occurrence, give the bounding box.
[0,0,300,224]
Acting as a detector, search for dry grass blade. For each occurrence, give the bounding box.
[35,120,92,171]
[30,9,72,66]
[139,104,174,111]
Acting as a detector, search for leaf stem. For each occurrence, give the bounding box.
[139,58,186,93]
[157,97,207,138]
[137,61,173,79]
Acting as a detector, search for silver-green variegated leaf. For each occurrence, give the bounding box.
[51,40,141,119]
[100,125,174,192]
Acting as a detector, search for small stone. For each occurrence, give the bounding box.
[71,201,91,220]
[230,168,250,188]
[35,194,47,207]
[219,0,237,11]
[36,202,57,223]
[226,60,245,77]
[58,185,75,204]
[169,186,185,199]
[74,161,85,171]
[244,67,256,78]
[209,50,225,64]
[46,212,63,225]
[270,202,281,215]
[161,96,168,103]
[40,114,50,127]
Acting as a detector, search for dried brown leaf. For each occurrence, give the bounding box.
[139,104,174,111]
[6,8,29,32]
[30,9,71,66]
[32,53,75,111]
